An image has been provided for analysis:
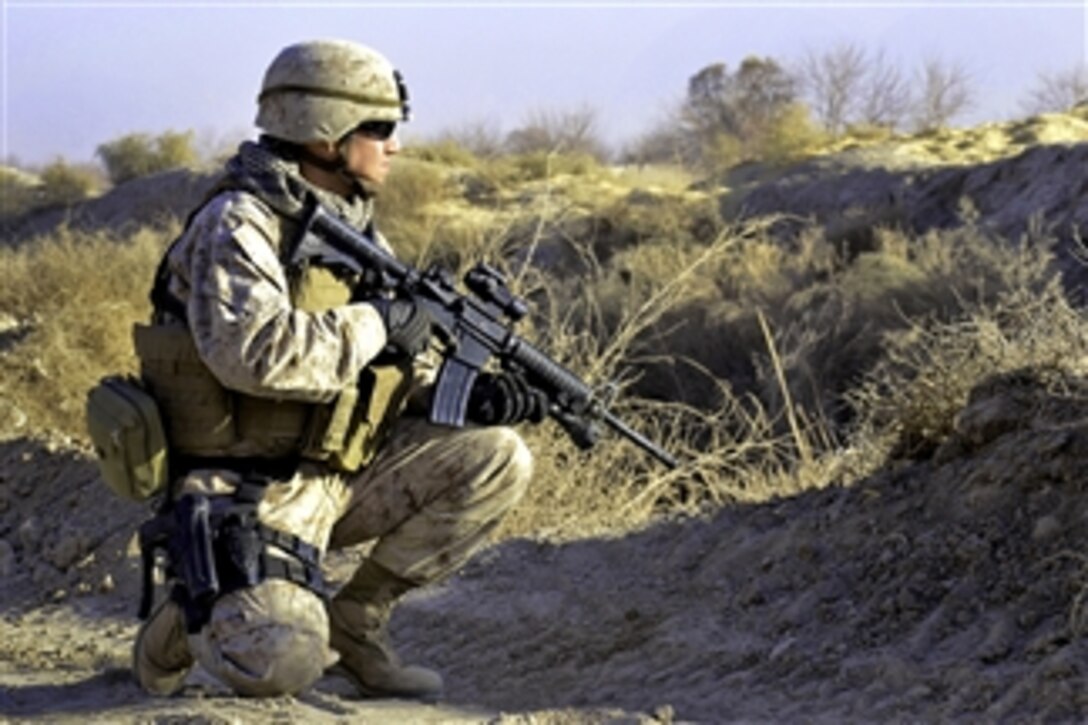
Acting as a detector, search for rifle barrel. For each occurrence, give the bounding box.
[603,411,679,470]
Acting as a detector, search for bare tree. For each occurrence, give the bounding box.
[797,42,868,136]
[620,108,690,167]
[912,56,974,131]
[437,118,506,158]
[858,50,912,129]
[503,105,610,160]
[1019,65,1088,115]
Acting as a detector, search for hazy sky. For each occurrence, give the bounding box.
[3,1,1087,166]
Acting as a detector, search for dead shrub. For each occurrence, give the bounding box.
[0,166,42,219]
[404,139,481,169]
[755,102,827,164]
[613,219,1068,454]
[373,158,460,263]
[505,151,603,182]
[850,275,1088,460]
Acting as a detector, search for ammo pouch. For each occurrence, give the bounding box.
[133,322,413,470]
[85,375,169,501]
[300,359,414,471]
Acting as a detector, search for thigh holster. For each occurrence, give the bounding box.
[138,475,326,634]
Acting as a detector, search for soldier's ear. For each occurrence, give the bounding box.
[302,140,338,161]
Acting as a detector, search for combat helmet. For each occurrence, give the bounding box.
[256,39,410,145]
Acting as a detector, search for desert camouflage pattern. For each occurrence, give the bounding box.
[161,188,387,403]
[165,419,531,696]
[256,39,406,144]
[164,468,344,696]
[175,466,349,551]
[141,156,533,696]
[133,599,194,696]
[333,417,533,583]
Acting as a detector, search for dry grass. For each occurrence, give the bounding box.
[0,225,170,436]
[608,164,694,193]
[2,139,1086,547]
[850,275,1088,460]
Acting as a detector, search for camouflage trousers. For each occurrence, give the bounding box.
[136,418,532,697]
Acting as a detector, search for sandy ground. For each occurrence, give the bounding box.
[3,368,1087,723]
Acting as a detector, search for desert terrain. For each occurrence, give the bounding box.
[2,111,1088,723]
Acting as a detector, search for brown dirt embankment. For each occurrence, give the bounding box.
[2,369,1087,722]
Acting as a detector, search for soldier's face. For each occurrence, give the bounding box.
[342,129,399,186]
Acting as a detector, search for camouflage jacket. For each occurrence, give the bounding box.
[159,182,389,403]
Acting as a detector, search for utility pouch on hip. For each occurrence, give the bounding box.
[85,375,169,501]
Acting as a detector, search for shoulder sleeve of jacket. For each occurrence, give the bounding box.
[180,191,388,402]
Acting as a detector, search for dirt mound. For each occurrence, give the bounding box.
[721,113,1088,301]
[3,370,1086,722]
[728,141,1088,244]
[0,168,216,247]
[392,368,1088,722]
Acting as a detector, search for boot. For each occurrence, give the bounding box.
[327,559,444,699]
[132,599,194,695]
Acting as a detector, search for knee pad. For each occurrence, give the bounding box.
[192,580,336,696]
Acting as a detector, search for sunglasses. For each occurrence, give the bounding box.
[353,120,397,141]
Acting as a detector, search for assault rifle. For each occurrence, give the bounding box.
[291,201,678,470]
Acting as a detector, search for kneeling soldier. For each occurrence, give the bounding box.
[131,38,543,699]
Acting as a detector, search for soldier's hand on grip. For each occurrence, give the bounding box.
[466,371,549,426]
[371,297,435,357]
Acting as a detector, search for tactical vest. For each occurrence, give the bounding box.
[135,188,413,474]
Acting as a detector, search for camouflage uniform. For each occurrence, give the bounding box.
[133,42,532,698]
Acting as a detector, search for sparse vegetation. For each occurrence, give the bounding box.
[1,158,105,220]
[0,165,43,219]
[0,224,169,434]
[96,129,200,185]
[4,40,1088,723]
[3,114,1085,543]
[37,158,103,207]
[1020,64,1088,115]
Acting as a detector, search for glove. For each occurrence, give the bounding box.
[370,297,434,357]
[466,371,550,426]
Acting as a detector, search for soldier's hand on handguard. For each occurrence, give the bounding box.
[371,297,436,358]
[466,371,550,426]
